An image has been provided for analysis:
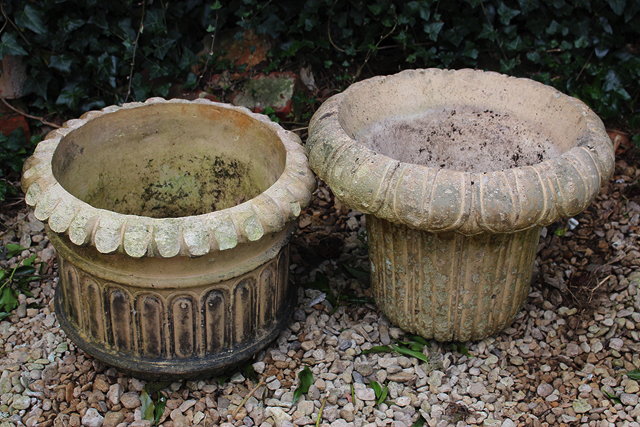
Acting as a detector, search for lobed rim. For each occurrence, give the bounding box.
[307,68,615,235]
[21,98,316,258]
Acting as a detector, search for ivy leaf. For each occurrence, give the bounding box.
[0,287,19,314]
[606,0,626,15]
[341,264,370,284]
[368,4,383,15]
[603,389,622,404]
[603,70,631,100]
[140,390,155,421]
[497,3,520,25]
[50,55,74,73]
[292,366,313,405]
[5,244,26,259]
[16,4,46,35]
[392,345,429,363]
[211,1,223,10]
[0,33,28,58]
[423,22,444,41]
[626,369,640,380]
[362,345,393,355]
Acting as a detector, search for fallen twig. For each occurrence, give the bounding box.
[0,98,60,129]
[197,14,219,88]
[125,1,146,102]
[231,379,265,418]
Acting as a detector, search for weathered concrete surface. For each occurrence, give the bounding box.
[307,68,614,341]
[232,72,297,117]
[21,98,316,377]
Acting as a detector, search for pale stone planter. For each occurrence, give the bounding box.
[307,69,614,341]
[21,98,315,377]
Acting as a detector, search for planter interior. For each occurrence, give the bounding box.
[308,69,614,341]
[22,99,315,378]
[53,103,286,218]
[342,73,580,174]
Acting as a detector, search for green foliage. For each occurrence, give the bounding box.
[449,342,472,357]
[231,0,639,127]
[0,247,43,321]
[0,1,210,114]
[0,128,39,201]
[292,366,314,405]
[412,415,427,427]
[362,336,430,363]
[1,0,637,128]
[626,369,640,380]
[603,388,622,404]
[304,272,373,313]
[141,383,169,426]
[369,380,389,406]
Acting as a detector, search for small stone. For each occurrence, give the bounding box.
[102,411,124,427]
[536,383,553,398]
[468,382,487,397]
[510,356,524,365]
[81,408,104,427]
[609,338,624,351]
[339,403,355,422]
[387,371,415,382]
[11,395,31,410]
[120,392,141,409]
[355,361,374,377]
[565,343,580,357]
[356,388,376,401]
[395,396,411,407]
[253,362,266,374]
[16,303,27,318]
[578,384,592,394]
[266,407,292,425]
[193,411,205,424]
[178,399,197,412]
[297,400,314,416]
[267,379,281,390]
[620,393,639,406]
[301,341,316,351]
[572,399,592,414]
[625,380,640,393]
[501,420,516,427]
[93,377,110,393]
[107,384,123,406]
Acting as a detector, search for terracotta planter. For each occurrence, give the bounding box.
[307,69,614,341]
[21,98,315,378]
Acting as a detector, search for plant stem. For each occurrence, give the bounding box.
[315,396,327,427]
[125,0,147,102]
[0,98,60,128]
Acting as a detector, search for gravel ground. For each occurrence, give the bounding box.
[0,155,639,427]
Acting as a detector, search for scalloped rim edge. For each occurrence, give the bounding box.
[22,98,316,258]
[307,68,615,235]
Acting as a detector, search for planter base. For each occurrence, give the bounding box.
[367,216,540,341]
[51,230,294,379]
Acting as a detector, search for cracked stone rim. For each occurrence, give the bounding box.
[21,97,316,258]
[307,68,615,235]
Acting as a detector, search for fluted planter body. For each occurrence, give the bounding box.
[22,98,315,377]
[308,69,614,341]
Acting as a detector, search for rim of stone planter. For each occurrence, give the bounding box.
[308,68,615,235]
[21,97,316,257]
